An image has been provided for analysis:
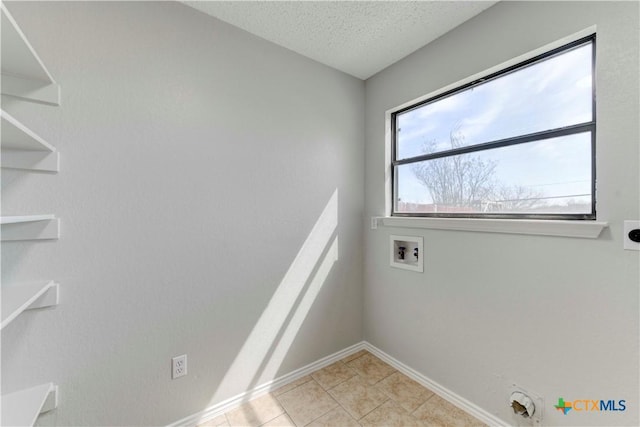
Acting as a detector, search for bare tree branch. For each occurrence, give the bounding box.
[411,126,543,212]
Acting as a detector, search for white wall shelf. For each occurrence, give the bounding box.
[1,214,55,224]
[1,281,59,330]
[1,110,56,151]
[1,383,58,427]
[1,4,60,105]
[1,5,61,423]
[1,110,60,172]
[1,215,60,241]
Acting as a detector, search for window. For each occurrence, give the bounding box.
[392,35,596,220]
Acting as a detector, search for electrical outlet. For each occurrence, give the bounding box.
[172,354,187,379]
[623,220,640,250]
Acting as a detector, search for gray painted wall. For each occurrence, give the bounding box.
[1,2,364,425]
[3,1,638,426]
[364,2,639,426]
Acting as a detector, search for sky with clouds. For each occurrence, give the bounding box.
[395,42,593,212]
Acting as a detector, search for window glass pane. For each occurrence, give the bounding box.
[395,133,592,215]
[396,42,593,160]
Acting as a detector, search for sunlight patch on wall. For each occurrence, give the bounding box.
[207,189,338,404]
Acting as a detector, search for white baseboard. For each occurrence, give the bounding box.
[362,342,509,427]
[168,340,508,427]
[168,342,367,427]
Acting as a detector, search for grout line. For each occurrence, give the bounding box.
[302,377,341,426]
[273,375,315,398]
[341,350,369,364]
[301,401,339,426]
[256,408,286,427]
[356,396,391,422]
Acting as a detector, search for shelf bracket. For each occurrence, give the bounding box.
[28,282,59,312]
[1,383,58,426]
[1,281,59,330]
[1,150,59,172]
[40,385,58,414]
[1,73,60,106]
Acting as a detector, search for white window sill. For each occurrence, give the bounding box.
[375,216,608,239]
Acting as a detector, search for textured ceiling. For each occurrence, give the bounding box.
[182,1,498,80]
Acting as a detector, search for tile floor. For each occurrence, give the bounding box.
[198,350,486,427]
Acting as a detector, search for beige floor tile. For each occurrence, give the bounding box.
[341,349,369,363]
[346,353,396,385]
[412,395,486,427]
[273,375,313,396]
[276,380,338,426]
[225,394,285,427]
[360,399,424,427]
[311,361,357,390]
[260,413,296,427]
[307,406,361,427]
[197,414,230,427]
[377,372,435,412]
[327,375,389,420]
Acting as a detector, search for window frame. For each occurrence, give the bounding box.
[390,34,597,220]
